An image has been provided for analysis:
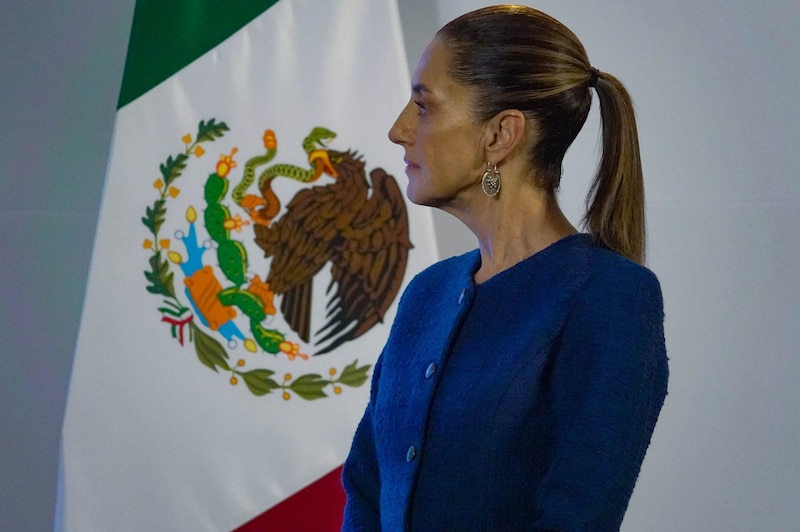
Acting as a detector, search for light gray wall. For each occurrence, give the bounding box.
[1,1,135,530]
[1,1,797,530]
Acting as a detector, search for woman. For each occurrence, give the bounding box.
[342,5,668,531]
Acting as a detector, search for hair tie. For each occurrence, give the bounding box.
[588,67,600,88]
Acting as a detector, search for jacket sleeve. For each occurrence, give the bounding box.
[341,356,383,531]
[533,265,669,531]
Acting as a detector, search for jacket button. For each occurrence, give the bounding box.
[406,445,417,462]
[458,288,466,304]
[425,362,437,379]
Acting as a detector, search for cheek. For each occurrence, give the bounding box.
[416,128,441,167]
[406,161,434,192]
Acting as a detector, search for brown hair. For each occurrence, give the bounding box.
[437,5,646,263]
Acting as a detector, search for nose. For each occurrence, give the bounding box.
[388,101,414,146]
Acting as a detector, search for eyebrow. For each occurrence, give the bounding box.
[412,83,431,96]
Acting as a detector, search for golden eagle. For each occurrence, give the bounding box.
[254,149,412,355]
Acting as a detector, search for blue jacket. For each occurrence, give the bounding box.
[342,234,668,531]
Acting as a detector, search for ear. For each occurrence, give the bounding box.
[482,109,529,164]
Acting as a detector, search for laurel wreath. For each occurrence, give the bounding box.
[142,119,370,400]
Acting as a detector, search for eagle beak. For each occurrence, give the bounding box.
[308,149,339,178]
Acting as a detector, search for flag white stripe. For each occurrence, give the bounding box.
[58,1,437,529]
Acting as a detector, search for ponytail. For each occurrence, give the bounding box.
[583,72,646,264]
[437,6,647,263]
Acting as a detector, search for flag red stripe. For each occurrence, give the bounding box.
[234,465,345,531]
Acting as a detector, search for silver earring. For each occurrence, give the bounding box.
[481,162,500,197]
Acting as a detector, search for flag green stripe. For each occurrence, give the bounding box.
[118,0,280,109]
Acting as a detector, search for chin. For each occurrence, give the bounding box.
[405,183,436,207]
[405,182,422,205]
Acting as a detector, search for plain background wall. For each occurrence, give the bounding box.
[1,1,798,530]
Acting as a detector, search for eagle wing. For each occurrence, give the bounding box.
[315,167,412,354]
[254,185,339,343]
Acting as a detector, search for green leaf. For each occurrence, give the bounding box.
[161,299,188,314]
[144,272,166,295]
[158,306,184,317]
[160,153,189,186]
[196,119,229,143]
[144,252,174,297]
[337,359,371,388]
[290,374,328,400]
[240,369,279,396]
[191,323,230,372]
[142,199,166,235]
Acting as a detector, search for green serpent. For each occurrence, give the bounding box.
[232,127,338,225]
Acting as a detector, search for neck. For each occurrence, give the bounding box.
[441,178,576,285]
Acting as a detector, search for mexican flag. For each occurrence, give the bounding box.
[56,1,437,530]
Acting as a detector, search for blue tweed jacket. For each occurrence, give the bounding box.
[342,234,668,531]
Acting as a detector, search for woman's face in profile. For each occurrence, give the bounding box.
[388,38,486,208]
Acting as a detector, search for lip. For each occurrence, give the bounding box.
[403,158,419,170]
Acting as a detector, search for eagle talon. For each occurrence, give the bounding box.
[241,194,265,210]
[251,208,274,226]
[279,341,309,360]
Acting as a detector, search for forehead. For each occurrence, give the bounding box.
[411,38,457,96]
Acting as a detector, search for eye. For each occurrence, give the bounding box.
[414,100,427,115]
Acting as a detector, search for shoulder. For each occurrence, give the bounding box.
[530,235,662,318]
[577,243,663,314]
[555,241,668,400]
[560,241,666,370]
[541,234,660,303]
[541,236,666,355]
